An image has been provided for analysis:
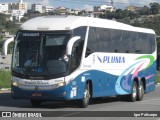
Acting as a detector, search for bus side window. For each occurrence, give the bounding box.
[70,40,84,73]
[85,27,97,57]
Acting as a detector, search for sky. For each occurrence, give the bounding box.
[0,0,160,10]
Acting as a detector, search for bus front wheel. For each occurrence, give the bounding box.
[78,83,90,108]
[30,99,42,106]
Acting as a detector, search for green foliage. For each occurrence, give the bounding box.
[0,13,18,35]
[21,17,28,23]
[150,2,160,14]
[99,2,160,20]
[8,42,14,54]
[0,70,11,88]
[99,10,140,20]
[139,6,150,15]
[156,72,160,83]
[130,16,160,56]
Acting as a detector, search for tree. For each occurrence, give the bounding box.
[5,20,15,28]
[123,10,130,18]
[21,17,28,22]
[150,2,160,14]
[139,6,150,15]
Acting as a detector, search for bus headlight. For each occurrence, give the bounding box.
[12,81,18,87]
[57,82,65,87]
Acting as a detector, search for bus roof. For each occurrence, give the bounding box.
[20,16,155,34]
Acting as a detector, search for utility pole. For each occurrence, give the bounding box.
[111,0,113,7]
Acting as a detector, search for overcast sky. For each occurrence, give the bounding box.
[0,0,160,10]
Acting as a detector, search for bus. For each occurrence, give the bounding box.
[11,16,157,108]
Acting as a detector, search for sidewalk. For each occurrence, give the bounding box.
[0,88,11,93]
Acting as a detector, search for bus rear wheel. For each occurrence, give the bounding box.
[78,83,90,108]
[137,81,144,101]
[128,81,138,102]
[30,99,42,106]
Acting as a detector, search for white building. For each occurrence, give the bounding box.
[10,10,25,22]
[32,4,43,13]
[93,4,115,17]
[0,3,8,14]
[69,9,80,15]
[94,5,114,12]
[45,6,54,13]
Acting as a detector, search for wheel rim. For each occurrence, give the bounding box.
[84,88,90,104]
[133,85,137,98]
[139,84,144,97]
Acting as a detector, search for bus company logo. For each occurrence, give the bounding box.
[25,81,49,85]
[97,55,125,64]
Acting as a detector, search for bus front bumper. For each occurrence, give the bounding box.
[11,85,70,101]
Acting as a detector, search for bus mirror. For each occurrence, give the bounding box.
[66,36,81,55]
[3,37,14,55]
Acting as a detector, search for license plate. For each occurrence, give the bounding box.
[32,93,42,97]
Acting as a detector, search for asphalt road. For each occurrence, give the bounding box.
[0,85,160,120]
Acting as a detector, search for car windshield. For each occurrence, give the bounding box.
[12,31,71,78]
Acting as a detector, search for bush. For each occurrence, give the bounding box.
[0,70,11,88]
[156,71,160,84]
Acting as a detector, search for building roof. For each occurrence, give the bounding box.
[19,15,155,34]
[55,6,69,10]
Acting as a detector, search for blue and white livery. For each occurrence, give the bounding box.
[11,16,157,108]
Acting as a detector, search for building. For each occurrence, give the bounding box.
[8,0,27,12]
[94,5,114,12]
[126,5,137,12]
[0,3,8,14]
[8,0,27,22]
[17,0,27,12]
[1,30,10,37]
[8,3,17,11]
[94,5,115,17]
[45,6,54,13]
[0,54,12,70]
[55,6,70,15]
[10,9,26,22]
[32,4,43,13]
[69,9,80,15]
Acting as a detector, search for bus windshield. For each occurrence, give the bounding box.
[12,31,71,78]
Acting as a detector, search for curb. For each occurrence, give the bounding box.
[0,88,11,93]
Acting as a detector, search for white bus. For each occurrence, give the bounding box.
[11,16,157,108]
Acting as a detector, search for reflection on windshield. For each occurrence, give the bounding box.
[24,51,38,67]
[12,31,70,77]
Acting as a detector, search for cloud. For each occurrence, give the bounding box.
[83,4,93,11]
[40,0,50,6]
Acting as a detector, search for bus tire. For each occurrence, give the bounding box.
[128,81,138,102]
[78,83,90,108]
[30,99,42,106]
[137,81,144,101]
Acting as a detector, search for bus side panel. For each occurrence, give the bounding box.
[142,61,156,93]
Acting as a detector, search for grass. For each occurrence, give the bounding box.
[0,70,11,88]
[156,71,160,84]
